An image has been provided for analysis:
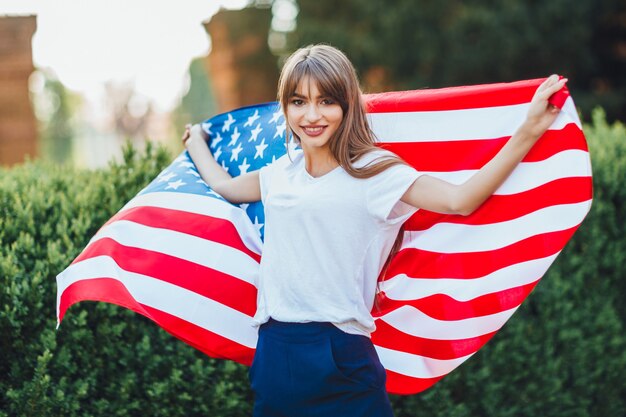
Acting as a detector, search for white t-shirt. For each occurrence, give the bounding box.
[253,149,421,337]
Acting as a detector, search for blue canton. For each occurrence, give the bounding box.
[139,102,289,241]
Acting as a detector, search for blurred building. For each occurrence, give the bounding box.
[0,15,37,166]
[203,7,279,113]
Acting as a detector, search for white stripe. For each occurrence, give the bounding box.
[56,256,259,348]
[402,200,591,253]
[368,96,581,142]
[420,149,591,194]
[375,345,473,379]
[560,96,582,127]
[379,304,518,340]
[87,220,259,286]
[380,253,559,301]
[118,191,263,255]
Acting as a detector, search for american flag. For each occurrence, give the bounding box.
[56,78,592,394]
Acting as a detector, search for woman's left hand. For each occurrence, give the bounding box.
[521,74,568,139]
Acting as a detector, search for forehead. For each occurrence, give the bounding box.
[292,76,327,98]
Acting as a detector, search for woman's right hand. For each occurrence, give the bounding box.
[181,124,191,146]
[182,122,262,203]
[182,124,209,148]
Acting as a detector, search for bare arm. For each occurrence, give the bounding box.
[184,124,261,204]
[401,75,568,216]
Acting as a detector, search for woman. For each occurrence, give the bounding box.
[183,44,567,417]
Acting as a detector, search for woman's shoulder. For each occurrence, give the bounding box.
[353,148,401,169]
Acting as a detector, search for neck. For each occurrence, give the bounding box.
[301,145,339,178]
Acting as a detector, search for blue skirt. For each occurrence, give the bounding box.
[249,319,394,417]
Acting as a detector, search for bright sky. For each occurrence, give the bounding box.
[1,0,250,111]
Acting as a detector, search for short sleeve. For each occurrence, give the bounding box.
[366,162,422,224]
[258,154,291,205]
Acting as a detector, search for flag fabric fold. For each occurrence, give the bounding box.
[56,78,592,394]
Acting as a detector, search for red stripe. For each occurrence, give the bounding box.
[365,78,567,112]
[58,278,254,365]
[98,205,261,263]
[72,238,258,316]
[379,124,587,171]
[385,369,444,395]
[372,319,497,361]
[141,305,254,365]
[405,177,592,231]
[58,277,143,322]
[375,281,538,321]
[387,226,578,279]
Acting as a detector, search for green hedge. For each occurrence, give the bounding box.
[1,113,625,416]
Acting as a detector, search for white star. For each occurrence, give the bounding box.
[228,126,241,146]
[243,110,260,127]
[202,122,212,135]
[174,154,187,163]
[252,216,264,236]
[177,161,194,168]
[212,132,223,146]
[222,113,235,132]
[238,157,251,175]
[266,154,277,166]
[165,179,186,190]
[239,203,249,211]
[196,178,208,186]
[248,123,263,142]
[230,142,243,161]
[221,160,228,171]
[254,138,268,159]
[213,146,223,161]
[158,171,176,182]
[269,109,283,124]
[186,169,200,177]
[274,121,286,138]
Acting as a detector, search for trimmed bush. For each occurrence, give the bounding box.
[1,144,252,417]
[1,113,625,416]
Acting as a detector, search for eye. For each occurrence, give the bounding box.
[290,98,304,106]
[321,98,335,105]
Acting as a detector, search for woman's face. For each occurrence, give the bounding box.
[286,77,344,154]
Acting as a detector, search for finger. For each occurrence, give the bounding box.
[536,78,567,102]
[547,74,560,85]
[537,74,559,92]
[537,74,556,90]
[542,78,568,99]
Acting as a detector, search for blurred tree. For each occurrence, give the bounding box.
[32,70,82,165]
[203,5,279,113]
[289,0,626,121]
[104,81,153,142]
[172,57,216,136]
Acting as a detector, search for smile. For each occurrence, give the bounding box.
[302,126,326,136]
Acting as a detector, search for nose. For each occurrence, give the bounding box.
[305,103,321,122]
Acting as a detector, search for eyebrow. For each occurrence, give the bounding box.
[291,92,329,99]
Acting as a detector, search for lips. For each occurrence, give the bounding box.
[302,126,326,137]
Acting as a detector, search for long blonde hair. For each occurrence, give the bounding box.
[277,44,407,297]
